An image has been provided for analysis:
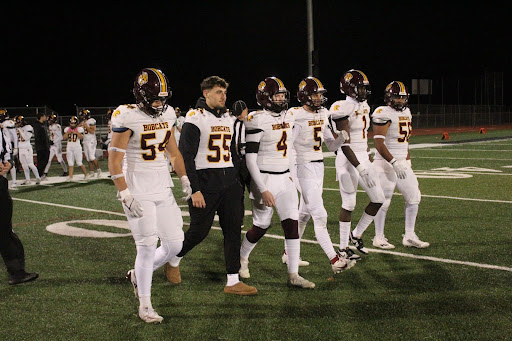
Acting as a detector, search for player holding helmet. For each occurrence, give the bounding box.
[109,68,192,323]
[371,81,429,249]
[239,76,315,289]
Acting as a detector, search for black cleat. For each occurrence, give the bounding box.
[349,232,369,255]
[8,272,39,285]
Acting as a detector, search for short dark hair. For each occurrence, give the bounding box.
[201,76,229,92]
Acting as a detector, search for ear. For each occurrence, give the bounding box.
[203,89,209,98]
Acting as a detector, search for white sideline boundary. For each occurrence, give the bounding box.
[12,197,512,273]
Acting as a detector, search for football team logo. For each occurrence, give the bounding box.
[138,72,148,86]
[344,73,353,83]
[298,80,307,91]
[258,81,266,92]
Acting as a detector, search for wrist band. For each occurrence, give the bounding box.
[111,173,125,180]
[390,158,397,165]
[373,135,386,139]
[108,146,126,153]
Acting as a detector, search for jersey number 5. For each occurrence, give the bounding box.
[208,133,232,163]
[398,121,412,143]
[141,131,172,160]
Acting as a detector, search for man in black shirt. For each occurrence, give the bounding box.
[0,129,38,285]
[33,113,50,178]
[165,76,257,296]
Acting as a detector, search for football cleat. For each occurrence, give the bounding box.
[288,274,315,289]
[337,249,357,271]
[84,174,90,181]
[65,177,73,182]
[138,306,163,323]
[239,258,250,279]
[402,234,430,248]
[349,232,369,254]
[342,247,361,261]
[35,178,41,184]
[372,236,395,249]
[96,169,102,178]
[331,256,349,274]
[21,180,31,185]
[282,251,310,266]
[126,269,138,298]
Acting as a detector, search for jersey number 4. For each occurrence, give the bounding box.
[141,131,172,160]
[208,133,232,163]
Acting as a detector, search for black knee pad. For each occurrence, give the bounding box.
[281,219,299,239]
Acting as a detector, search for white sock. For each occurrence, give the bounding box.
[353,212,374,237]
[10,167,16,182]
[339,221,351,249]
[405,203,419,237]
[152,240,183,271]
[313,217,337,260]
[227,273,240,286]
[284,239,300,274]
[168,256,182,267]
[240,235,257,260]
[135,244,156,298]
[374,199,390,238]
[139,295,152,309]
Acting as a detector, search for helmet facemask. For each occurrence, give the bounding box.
[268,90,290,113]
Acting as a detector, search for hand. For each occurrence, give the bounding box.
[0,161,12,176]
[191,191,206,208]
[391,159,408,179]
[356,164,375,188]
[261,190,275,207]
[119,189,143,218]
[180,175,192,201]
[335,130,350,144]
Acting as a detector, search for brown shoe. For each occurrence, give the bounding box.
[224,281,258,296]
[164,263,181,284]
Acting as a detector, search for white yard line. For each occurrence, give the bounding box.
[12,197,512,273]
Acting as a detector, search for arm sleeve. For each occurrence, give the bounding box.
[178,122,201,193]
[245,151,267,193]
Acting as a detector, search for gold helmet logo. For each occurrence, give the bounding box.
[298,80,307,91]
[344,73,353,83]
[138,72,149,86]
[258,81,266,92]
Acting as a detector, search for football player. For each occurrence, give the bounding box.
[371,81,429,248]
[0,110,19,188]
[63,116,89,181]
[109,68,192,323]
[79,109,102,177]
[166,76,257,296]
[239,77,315,289]
[286,76,351,274]
[329,69,385,256]
[14,116,41,185]
[43,114,68,178]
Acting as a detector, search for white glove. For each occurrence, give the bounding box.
[180,175,192,201]
[336,130,350,145]
[391,158,408,179]
[119,189,143,218]
[13,148,18,157]
[356,164,375,188]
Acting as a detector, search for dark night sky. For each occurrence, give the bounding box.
[2,2,510,115]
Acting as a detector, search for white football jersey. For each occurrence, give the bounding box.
[82,118,97,142]
[372,105,412,160]
[16,125,34,148]
[184,108,234,170]
[329,97,371,153]
[111,104,176,172]
[244,109,295,173]
[49,123,63,144]
[64,126,84,148]
[2,119,18,148]
[289,106,329,164]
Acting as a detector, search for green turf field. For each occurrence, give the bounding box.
[1,131,511,340]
